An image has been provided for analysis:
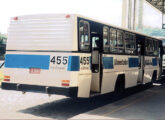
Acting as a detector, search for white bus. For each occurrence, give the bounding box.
[1,14,163,98]
[159,37,165,74]
[154,37,165,74]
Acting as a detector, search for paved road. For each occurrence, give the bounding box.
[0,79,165,119]
[72,83,165,120]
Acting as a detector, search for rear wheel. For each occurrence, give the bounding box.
[114,75,125,96]
[147,71,157,87]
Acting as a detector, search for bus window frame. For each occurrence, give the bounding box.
[145,37,155,56]
[116,29,124,53]
[103,26,110,52]
[79,20,90,52]
[153,39,159,56]
[124,32,136,54]
[110,27,118,53]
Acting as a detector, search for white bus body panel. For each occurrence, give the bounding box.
[7,14,76,51]
[5,14,79,87]
[101,54,139,94]
[144,56,159,83]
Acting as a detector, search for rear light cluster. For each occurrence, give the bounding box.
[4,76,10,82]
[13,16,18,20]
[61,80,70,86]
[65,14,70,18]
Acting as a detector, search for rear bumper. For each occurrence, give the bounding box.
[1,82,78,97]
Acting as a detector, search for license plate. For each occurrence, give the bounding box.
[29,68,41,74]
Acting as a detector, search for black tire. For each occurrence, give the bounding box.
[114,75,125,95]
[147,71,157,87]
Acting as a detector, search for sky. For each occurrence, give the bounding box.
[143,1,162,28]
[0,0,163,34]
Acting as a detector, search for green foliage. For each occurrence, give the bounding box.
[0,33,7,44]
[136,27,165,37]
[0,33,7,39]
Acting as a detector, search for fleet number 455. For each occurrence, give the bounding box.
[50,56,68,65]
[50,56,90,65]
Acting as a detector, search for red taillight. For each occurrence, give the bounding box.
[13,16,18,20]
[65,14,70,18]
[4,79,10,82]
[4,76,10,82]
[61,80,70,86]
[61,83,69,86]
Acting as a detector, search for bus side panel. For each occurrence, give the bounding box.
[77,53,91,98]
[101,54,116,94]
[125,56,139,88]
[101,55,139,94]
[143,56,159,83]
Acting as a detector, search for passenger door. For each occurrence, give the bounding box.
[138,43,144,83]
[91,34,101,93]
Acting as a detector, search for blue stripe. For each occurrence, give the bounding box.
[103,57,113,69]
[152,58,157,66]
[67,56,80,71]
[5,54,50,70]
[128,58,139,68]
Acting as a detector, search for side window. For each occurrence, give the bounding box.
[130,34,136,49]
[103,26,109,52]
[145,38,154,55]
[79,20,90,51]
[125,33,130,49]
[117,30,124,52]
[110,28,117,52]
[0,37,6,60]
[153,40,158,56]
[125,33,136,54]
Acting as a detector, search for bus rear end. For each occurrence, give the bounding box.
[2,14,79,97]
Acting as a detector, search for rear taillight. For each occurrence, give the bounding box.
[13,16,18,20]
[65,14,70,18]
[61,80,70,86]
[4,76,10,82]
